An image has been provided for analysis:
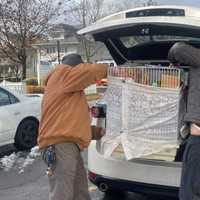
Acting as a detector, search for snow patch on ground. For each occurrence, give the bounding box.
[0,153,18,171]
[0,146,41,173]
[18,146,41,174]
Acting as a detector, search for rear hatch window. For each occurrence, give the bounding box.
[92,24,200,65]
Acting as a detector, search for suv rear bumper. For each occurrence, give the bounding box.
[89,171,179,198]
[88,141,182,190]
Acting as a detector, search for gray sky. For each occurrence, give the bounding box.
[57,0,200,25]
[157,0,200,7]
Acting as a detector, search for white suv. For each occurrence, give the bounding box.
[79,5,200,198]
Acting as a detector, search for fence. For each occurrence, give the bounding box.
[0,80,26,94]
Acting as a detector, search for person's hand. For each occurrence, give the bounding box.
[100,128,106,138]
[169,63,180,68]
[91,126,106,140]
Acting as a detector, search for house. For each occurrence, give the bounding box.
[31,24,82,82]
[0,51,24,81]
[0,23,111,81]
[0,35,39,81]
[31,24,112,82]
[26,48,38,78]
[34,24,80,64]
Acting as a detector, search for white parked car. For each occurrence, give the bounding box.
[78,5,200,198]
[0,86,42,150]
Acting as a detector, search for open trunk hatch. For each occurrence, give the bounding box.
[93,25,200,65]
[78,6,200,65]
[81,6,200,161]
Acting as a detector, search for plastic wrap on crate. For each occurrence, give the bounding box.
[100,75,184,160]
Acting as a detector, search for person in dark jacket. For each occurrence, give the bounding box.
[168,42,200,200]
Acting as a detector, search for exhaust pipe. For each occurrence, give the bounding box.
[99,182,109,192]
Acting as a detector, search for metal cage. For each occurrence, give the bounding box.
[108,65,182,89]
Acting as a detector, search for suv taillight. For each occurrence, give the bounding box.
[91,104,106,118]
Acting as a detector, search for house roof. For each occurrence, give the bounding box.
[34,24,80,48]
[34,39,79,47]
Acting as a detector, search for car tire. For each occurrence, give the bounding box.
[14,118,39,150]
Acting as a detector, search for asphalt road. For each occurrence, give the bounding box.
[0,145,175,200]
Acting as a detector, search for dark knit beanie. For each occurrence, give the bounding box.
[62,53,83,67]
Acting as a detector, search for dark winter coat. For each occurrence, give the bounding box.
[168,42,200,124]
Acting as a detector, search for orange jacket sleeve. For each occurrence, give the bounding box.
[44,68,56,86]
[62,63,108,93]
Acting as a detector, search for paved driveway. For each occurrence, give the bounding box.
[0,145,175,200]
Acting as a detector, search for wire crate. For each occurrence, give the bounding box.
[101,65,186,159]
[108,65,182,89]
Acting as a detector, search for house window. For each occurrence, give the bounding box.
[60,47,65,53]
[47,47,56,54]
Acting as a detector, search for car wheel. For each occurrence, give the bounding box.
[14,118,39,150]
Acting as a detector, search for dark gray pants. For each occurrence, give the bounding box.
[46,143,91,200]
[179,135,200,200]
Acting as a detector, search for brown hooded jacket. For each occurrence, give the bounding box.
[38,63,107,149]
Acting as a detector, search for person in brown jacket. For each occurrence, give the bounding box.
[38,53,108,200]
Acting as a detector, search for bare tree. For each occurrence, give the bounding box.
[105,0,158,14]
[66,0,104,62]
[0,0,61,80]
[135,0,158,7]
[13,65,21,81]
[66,0,158,62]
[143,0,158,6]
[106,0,135,13]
